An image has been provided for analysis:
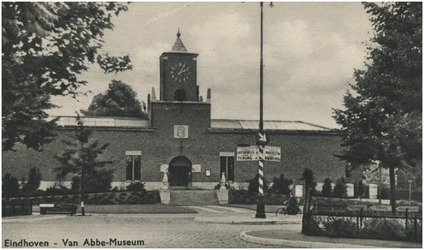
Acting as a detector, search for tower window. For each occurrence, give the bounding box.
[174,89,186,101]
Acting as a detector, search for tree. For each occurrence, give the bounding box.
[81,80,147,118]
[332,2,422,214]
[2,2,133,151]
[269,173,293,194]
[2,173,20,197]
[321,178,333,197]
[22,167,42,195]
[54,115,113,215]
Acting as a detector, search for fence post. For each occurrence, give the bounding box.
[360,208,363,229]
[405,208,409,229]
[301,188,311,234]
[29,200,33,215]
[414,215,418,243]
[356,212,359,235]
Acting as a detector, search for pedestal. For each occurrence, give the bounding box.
[160,189,170,204]
[215,189,228,205]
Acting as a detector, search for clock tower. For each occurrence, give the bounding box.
[159,31,199,102]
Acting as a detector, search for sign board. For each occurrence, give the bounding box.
[256,131,269,145]
[237,145,281,162]
[264,146,281,161]
[192,164,201,173]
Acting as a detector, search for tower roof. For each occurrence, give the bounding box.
[171,29,187,52]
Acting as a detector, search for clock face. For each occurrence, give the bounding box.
[170,62,190,83]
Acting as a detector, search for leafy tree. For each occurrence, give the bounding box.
[2,173,20,197]
[54,115,113,214]
[332,2,422,214]
[22,167,42,195]
[269,173,292,194]
[2,2,133,151]
[321,178,333,197]
[81,80,147,118]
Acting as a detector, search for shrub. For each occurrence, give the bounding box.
[333,176,347,198]
[321,178,333,197]
[247,174,268,193]
[85,169,114,193]
[321,217,357,238]
[22,167,41,195]
[229,190,288,205]
[229,190,258,204]
[269,173,292,194]
[126,182,146,191]
[44,184,70,195]
[362,218,407,241]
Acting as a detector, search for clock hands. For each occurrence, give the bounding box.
[178,65,188,75]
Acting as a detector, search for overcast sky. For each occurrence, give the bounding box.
[48,2,374,129]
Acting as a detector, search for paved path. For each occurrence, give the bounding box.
[3,205,420,248]
[2,207,294,248]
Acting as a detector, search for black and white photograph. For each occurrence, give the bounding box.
[2,1,422,248]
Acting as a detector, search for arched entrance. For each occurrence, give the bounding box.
[168,156,192,187]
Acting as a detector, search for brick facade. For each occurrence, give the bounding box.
[2,33,346,191]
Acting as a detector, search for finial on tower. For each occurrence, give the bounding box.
[172,28,187,52]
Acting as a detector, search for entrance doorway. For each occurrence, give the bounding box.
[168,156,192,187]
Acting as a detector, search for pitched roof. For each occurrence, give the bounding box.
[49,117,333,132]
[210,119,333,131]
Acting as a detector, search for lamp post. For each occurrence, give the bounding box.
[408,179,412,206]
[255,1,273,219]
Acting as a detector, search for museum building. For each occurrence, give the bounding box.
[2,32,347,194]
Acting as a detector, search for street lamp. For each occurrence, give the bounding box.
[408,179,412,206]
[255,1,273,219]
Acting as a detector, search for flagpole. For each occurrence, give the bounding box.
[255,1,266,219]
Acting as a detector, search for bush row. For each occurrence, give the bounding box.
[3,190,160,205]
[308,215,422,243]
[229,190,290,205]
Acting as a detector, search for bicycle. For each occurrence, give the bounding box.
[275,203,302,216]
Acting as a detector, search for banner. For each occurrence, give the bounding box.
[237,146,281,162]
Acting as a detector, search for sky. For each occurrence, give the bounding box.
[48,2,374,129]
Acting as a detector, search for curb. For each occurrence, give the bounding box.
[239,231,374,248]
[194,217,301,225]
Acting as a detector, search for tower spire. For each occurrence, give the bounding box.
[172,29,187,52]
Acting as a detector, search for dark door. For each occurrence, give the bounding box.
[169,165,190,186]
[168,156,192,187]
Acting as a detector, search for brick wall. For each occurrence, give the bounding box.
[2,102,344,189]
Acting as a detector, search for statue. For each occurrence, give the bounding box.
[220,172,227,190]
[162,170,169,190]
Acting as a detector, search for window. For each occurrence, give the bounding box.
[126,151,141,181]
[220,152,235,182]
